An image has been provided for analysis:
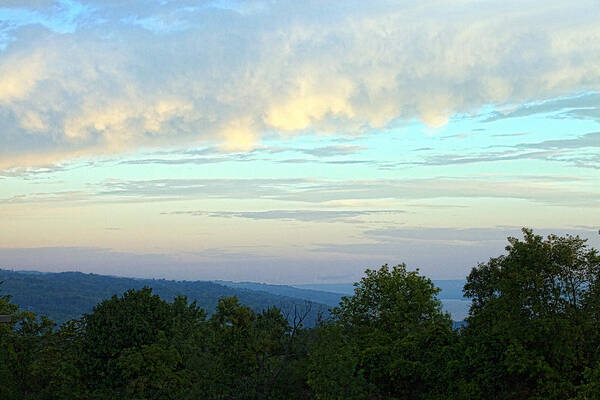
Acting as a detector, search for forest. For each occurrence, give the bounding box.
[1,229,599,400]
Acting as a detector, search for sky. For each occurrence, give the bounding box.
[0,0,599,284]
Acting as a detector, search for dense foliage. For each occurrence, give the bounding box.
[460,229,600,399]
[0,229,598,399]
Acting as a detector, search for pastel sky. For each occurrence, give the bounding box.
[1,0,599,283]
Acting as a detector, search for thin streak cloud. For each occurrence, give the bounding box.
[163,209,405,223]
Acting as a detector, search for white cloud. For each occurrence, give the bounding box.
[1,0,599,168]
[4,176,598,207]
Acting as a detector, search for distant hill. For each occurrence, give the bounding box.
[292,283,355,296]
[0,269,330,327]
[215,280,344,307]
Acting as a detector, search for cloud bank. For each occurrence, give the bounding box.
[2,226,598,282]
[1,0,599,168]
[4,176,595,207]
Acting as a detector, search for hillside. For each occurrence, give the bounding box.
[0,269,330,327]
[215,280,344,307]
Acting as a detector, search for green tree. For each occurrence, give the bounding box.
[309,264,457,400]
[79,287,206,399]
[0,284,20,399]
[461,228,600,399]
[0,282,81,400]
[196,296,311,400]
[307,322,369,400]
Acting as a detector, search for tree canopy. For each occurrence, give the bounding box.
[461,228,600,399]
[308,264,458,400]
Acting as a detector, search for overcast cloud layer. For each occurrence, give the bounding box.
[1,0,599,168]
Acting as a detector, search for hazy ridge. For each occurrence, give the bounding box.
[0,269,330,327]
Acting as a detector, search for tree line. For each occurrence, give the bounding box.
[1,229,599,399]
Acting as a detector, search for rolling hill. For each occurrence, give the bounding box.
[0,269,330,327]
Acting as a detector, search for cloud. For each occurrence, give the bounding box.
[121,157,230,166]
[328,226,600,250]
[440,133,474,140]
[491,132,531,137]
[3,176,597,207]
[93,177,600,207]
[483,92,600,122]
[514,131,600,150]
[3,226,597,282]
[390,132,600,169]
[163,209,405,223]
[310,226,600,277]
[0,190,88,204]
[296,145,366,157]
[98,178,307,200]
[0,246,181,278]
[0,245,372,283]
[271,178,600,207]
[118,144,367,166]
[0,0,599,168]
[0,163,67,178]
[416,149,565,166]
[276,159,373,165]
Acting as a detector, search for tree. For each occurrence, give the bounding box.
[0,281,81,400]
[307,322,369,400]
[309,264,457,400]
[79,287,206,399]
[197,297,311,400]
[461,228,600,399]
